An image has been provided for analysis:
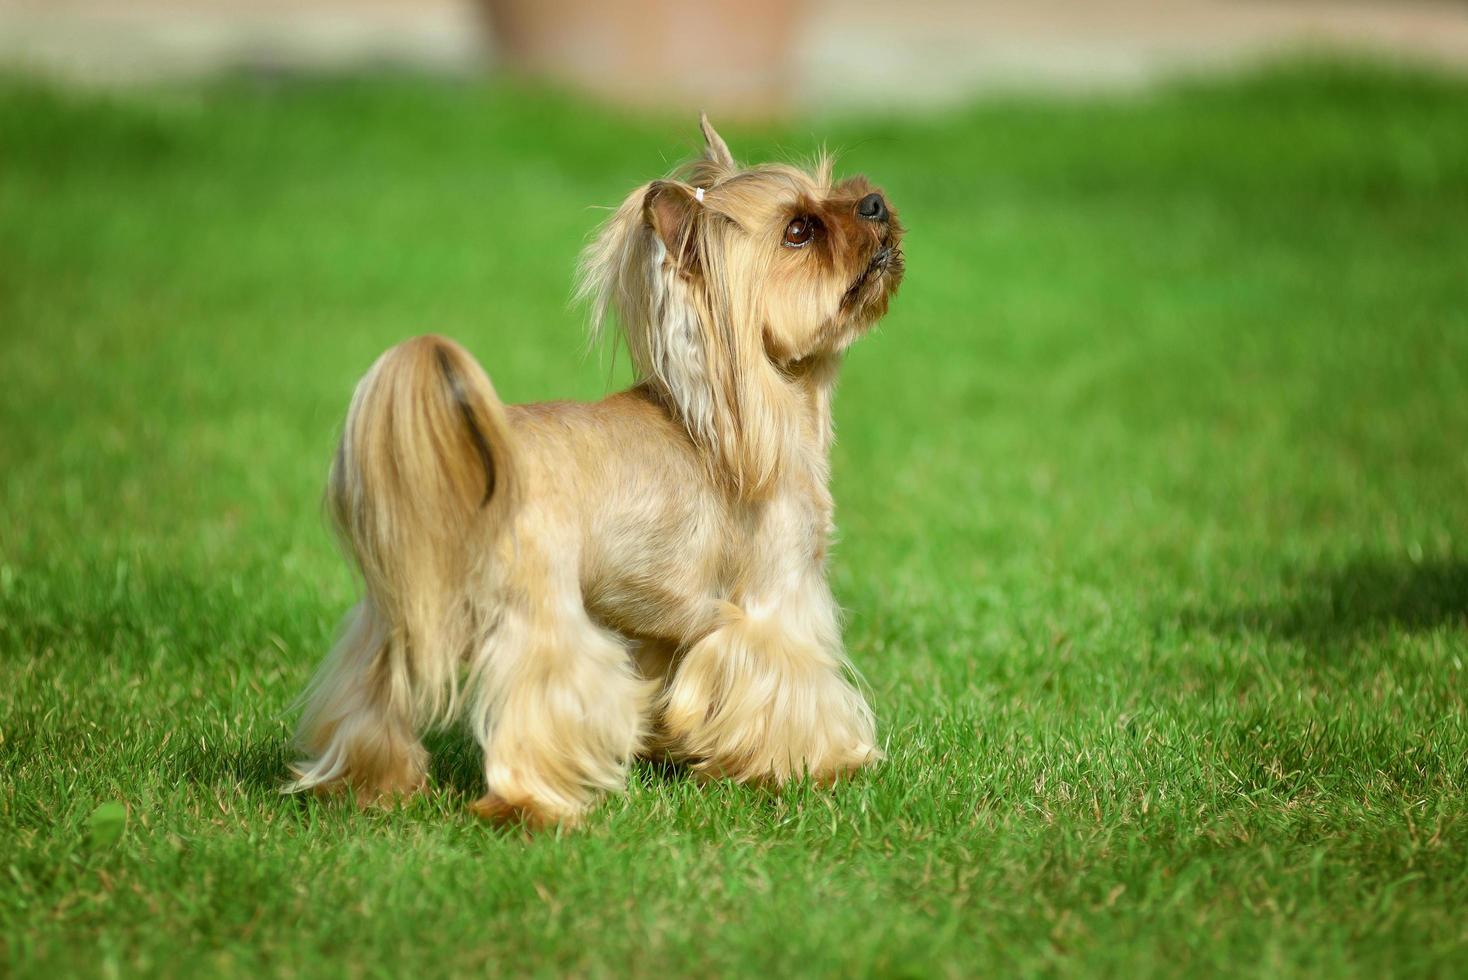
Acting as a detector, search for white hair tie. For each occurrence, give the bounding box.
[694,187,706,203]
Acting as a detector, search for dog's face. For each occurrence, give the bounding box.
[579,116,905,494]
[652,165,905,365]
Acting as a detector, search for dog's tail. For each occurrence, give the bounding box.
[288,335,517,794]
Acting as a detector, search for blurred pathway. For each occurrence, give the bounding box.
[802,0,1468,107]
[1,0,1465,103]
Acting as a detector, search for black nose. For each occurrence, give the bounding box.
[856,193,887,222]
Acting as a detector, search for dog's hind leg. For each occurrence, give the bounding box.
[289,334,516,803]
[288,601,429,802]
[466,567,653,827]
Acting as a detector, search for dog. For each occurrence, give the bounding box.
[287,115,904,826]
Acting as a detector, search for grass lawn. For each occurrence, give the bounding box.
[2,61,1467,977]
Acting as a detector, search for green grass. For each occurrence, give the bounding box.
[3,61,1468,977]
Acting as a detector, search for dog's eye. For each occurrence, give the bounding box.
[783,217,815,248]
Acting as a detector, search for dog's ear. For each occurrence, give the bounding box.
[699,113,734,170]
[641,176,794,498]
[643,180,700,274]
[578,172,793,499]
[612,179,724,467]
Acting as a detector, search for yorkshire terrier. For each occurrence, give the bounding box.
[288,115,904,826]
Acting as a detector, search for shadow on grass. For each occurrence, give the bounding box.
[209,735,296,794]
[421,729,697,798]
[179,730,483,811]
[1185,554,1468,647]
[424,727,485,797]
[208,721,694,806]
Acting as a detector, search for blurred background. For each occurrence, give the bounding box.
[2,0,1466,112]
[4,3,1468,976]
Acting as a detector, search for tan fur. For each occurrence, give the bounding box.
[287,116,905,826]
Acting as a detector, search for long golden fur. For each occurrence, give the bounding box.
[287,115,905,826]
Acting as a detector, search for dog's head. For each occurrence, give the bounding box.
[579,115,904,496]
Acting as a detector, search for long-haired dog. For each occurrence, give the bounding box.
[287,116,904,826]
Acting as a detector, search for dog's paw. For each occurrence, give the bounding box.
[469,792,576,830]
[285,755,427,807]
[660,616,878,785]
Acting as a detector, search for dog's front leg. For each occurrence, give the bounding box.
[660,578,878,785]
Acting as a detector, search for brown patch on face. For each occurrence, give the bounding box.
[825,176,904,323]
[771,175,904,356]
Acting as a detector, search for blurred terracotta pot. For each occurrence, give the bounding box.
[480,0,806,117]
